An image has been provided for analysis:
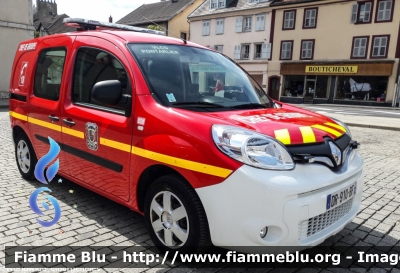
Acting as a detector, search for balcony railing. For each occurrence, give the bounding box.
[241,53,249,59]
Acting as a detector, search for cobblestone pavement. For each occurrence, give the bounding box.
[1,108,400,272]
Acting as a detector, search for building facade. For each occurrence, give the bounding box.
[0,0,35,97]
[117,0,204,41]
[188,0,273,89]
[268,0,400,105]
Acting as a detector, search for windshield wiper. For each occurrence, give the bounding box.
[230,103,268,109]
[172,101,224,107]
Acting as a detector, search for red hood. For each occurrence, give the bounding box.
[184,104,347,146]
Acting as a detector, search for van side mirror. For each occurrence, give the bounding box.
[91,80,122,107]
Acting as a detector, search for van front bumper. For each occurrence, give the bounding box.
[196,151,364,249]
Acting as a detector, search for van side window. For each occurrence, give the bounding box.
[72,48,130,108]
[34,48,66,101]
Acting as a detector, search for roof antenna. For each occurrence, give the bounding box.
[141,16,187,44]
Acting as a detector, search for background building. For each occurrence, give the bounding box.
[0,0,35,99]
[33,0,74,37]
[117,0,204,40]
[188,0,273,89]
[268,0,400,106]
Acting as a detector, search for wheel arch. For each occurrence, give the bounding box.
[136,164,190,212]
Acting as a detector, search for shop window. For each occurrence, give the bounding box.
[351,36,369,58]
[351,1,373,24]
[300,40,314,60]
[283,10,296,30]
[315,76,329,99]
[336,76,388,101]
[202,20,210,36]
[375,0,393,22]
[371,35,390,58]
[282,75,304,97]
[280,40,293,60]
[303,8,318,28]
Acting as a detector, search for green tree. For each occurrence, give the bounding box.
[147,25,163,31]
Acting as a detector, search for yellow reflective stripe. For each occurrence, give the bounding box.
[131,146,232,178]
[9,111,28,121]
[325,122,346,132]
[299,126,316,143]
[62,127,84,139]
[311,124,343,137]
[100,137,131,153]
[28,117,61,132]
[274,129,291,145]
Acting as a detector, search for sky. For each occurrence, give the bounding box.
[34,0,159,22]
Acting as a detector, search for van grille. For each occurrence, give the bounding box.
[298,198,353,240]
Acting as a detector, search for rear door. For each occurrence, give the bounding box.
[61,36,134,202]
[28,36,74,177]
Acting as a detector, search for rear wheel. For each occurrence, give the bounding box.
[15,133,37,180]
[144,174,211,253]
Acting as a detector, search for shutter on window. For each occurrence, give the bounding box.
[360,38,367,56]
[265,43,271,59]
[236,17,243,32]
[353,38,360,56]
[234,45,241,59]
[258,15,265,30]
[220,20,223,33]
[351,4,358,23]
[384,1,392,20]
[261,43,267,59]
[289,12,294,28]
[286,43,292,59]
[284,12,290,28]
[364,2,372,22]
[377,1,385,21]
[310,9,316,26]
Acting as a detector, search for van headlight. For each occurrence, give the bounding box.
[212,125,295,170]
[330,118,352,138]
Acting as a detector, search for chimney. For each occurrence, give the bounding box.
[109,15,113,23]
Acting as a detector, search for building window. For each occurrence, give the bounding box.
[375,0,393,22]
[180,32,187,40]
[254,43,270,59]
[202,20,210,36]
[351,36,369,58]
[300,40,314,60]
[214,45,223,53]
[241,44,250,59]
[243,17,252,32]
[336,76,388,101]
[210,0,225,9]
[351,2,373,23]
[371,35,390,58]
[280,41,293,60]
[255,14,265,31]
[215,19,224,34]
[218,0,226,8]
[303,8,318,28]
[34,48,66,101]
[283,10,296,30]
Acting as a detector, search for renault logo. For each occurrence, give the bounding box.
[329,142,342,166]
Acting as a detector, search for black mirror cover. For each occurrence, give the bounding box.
[91,80,122,107]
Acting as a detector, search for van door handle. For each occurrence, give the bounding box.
[62,119,76,127]
[48,115,59,122]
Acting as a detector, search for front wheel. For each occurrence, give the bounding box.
[144,174,211,253]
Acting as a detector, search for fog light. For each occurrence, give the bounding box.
[260,227,268,238]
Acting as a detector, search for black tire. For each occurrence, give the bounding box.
[15,133,37,181]
[144,174,211,253]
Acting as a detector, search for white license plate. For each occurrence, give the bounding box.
[326,182,357,211]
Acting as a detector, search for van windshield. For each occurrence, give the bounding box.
[128,44,272,110]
